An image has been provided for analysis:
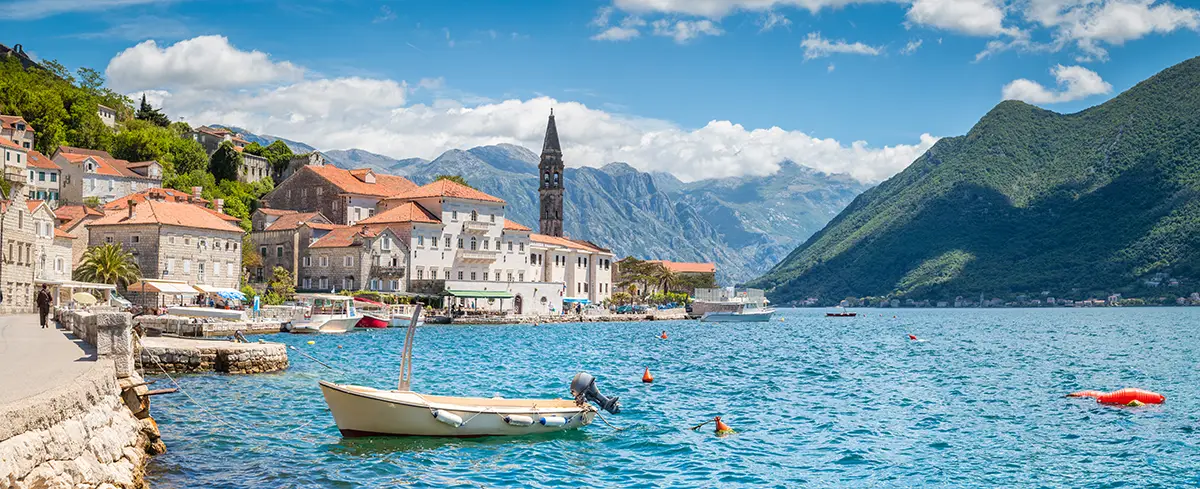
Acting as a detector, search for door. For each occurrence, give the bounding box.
[514,295,523,315]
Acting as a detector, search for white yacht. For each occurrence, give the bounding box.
[291,294,360,334]
[694,287,776,323]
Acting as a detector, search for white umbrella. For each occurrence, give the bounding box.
[72,292,98,305]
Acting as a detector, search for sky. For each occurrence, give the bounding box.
[1,0,1198,183]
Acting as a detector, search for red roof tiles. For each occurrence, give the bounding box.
[264,211,330,231]
[26,150,57,170]
[0,137,24,150]
[306,165,417,197]
[357,202,440,225]
[503,219,531,232]
[386,178,505,203]
[0,115,31,131]
[88,199,244,233]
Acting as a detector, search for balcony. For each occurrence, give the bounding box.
[4,165,28,185]
[456,249,499,263]
[461,221,491,233]
[371,265,406,278]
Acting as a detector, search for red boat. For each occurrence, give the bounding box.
[356,313,390,329]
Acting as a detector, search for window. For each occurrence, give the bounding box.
[457,238,463,249]
[496,239,501,250]
[319,256,329,267]
[49,173,56,182]
[183,260,191,272]
[344,256,353,267]
[302,188,308,198]
[518,272,524,282]
[490,214,496,223]
[444,234,451,249]
[37,171,45,182]
[458,271,464,280]
[431,237,438,248]
[55,258,63,272]
[343,277,354,290]
[470,237,477,250]
[303,256,311,267]
[228,263,235,277]
[276,246,284,258]
[482,239,489,250]
[494,271,500,281]
[444,270,450,280]
[198,262,206,275]
[417,269,424,280]
[131,235,139,244]
[303,278,312,289]
[508,241,513,252]
[184,238,190,245]
[316,187,323,196]
[105,236,113,244]
[260,247,267,257]
[417,236,424,247]
[471,210,478,221]
[471,272,477,281]
[319,277,328,289]
[507,272,513,282]
[381,238,391,250]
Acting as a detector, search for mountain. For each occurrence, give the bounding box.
[748,56,1200,304]
[212,125,317,153]
[226,136,868,283]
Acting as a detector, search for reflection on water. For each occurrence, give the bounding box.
[147,308,1200,488]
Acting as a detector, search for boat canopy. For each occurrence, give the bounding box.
[127,279,199,294]
[446,289,514,299]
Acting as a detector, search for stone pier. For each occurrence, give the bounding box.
[0,312,163,489]
[137,337,288,374]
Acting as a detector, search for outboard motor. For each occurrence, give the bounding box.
[571,372,620,414]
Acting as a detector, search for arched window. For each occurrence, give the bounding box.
[553,172,560,186]
[470,237,477,250]
[471,210,478,221]
[543,172,550,184]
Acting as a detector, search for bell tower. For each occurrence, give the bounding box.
[539,109,565,237]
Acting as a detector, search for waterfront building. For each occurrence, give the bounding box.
[0,114,35,150]
[26,200,73,284]
[248,208,338,284]
[186,126,269,184]
[261,165,417,225]
[54,204,105,267]
[24,150,61,204]
[85,197,244,306]
[303,225,408,293]
[1,136,28,187]
[51,146,162,205]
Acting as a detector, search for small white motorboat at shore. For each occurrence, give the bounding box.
[388,304,424,327]
[700,300,775,323]
[290,294,360,334]
[319,304,621,437]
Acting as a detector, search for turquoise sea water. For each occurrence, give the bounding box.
[145,308,1200,488]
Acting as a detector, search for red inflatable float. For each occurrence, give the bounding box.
[1067,388,1165,405]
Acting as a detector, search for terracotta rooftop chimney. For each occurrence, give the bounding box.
[215,198,224,214]
[127,199,136,219]
[191,186,202,201]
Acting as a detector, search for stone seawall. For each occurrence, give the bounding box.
[137,337,289,374]
[135,315,286,337]
[0,359,159,489]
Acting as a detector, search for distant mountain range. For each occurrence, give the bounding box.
[223,134,869,284]
[748,55,1200,304]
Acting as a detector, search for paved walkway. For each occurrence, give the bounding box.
[0,314,95,405]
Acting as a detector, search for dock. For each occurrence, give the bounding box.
[137,336,288,374]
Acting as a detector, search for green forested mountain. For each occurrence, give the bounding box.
[748,56,1200,304]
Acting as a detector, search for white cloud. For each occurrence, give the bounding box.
[827,62,836,72]
[1001,64,1112,103]
[611,0,891,18]
[901,38,923,54]
[118,36,936,183]
[651,19,725,43]
[105,35,303,92]
[800,32,884,59]
[1023,0,1199,61]
[592,26,643,41]
[0,0,177,20]
[760,10,793,31]
[905,0,1019,36]
[373,5,396,23]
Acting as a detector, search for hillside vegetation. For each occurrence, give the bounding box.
[749,56,1200,304]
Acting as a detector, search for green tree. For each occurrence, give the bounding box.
[264,266,295,305]
[434,174,471,188]
[208,141,243,182]
[134,93,170,127]
[242,234,262,277]
[74,243,141,288]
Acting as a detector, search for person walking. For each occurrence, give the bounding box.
[36,284,53,329]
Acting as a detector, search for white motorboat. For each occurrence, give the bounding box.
[700,299,775,323]
[388,304,425,327]
[319,305,621,437]
[290,294,360,334]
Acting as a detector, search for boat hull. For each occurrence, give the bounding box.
[357,314,390,329]
[318,381,594,437]
[389,315,425,328]
[700,310,775,322]
[291,315,359,334]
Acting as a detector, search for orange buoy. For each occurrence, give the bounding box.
[1096,388,1165,405]
[642,368,654,383]
[1066,390,1104,398]
[714,416,734,435]
[660,331,668,340]
[908,334,917,341]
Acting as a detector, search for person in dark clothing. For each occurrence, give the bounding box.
[36,285,53,329]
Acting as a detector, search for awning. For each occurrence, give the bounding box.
[39,280,117,290]
[127,279,200,294]
[446,289,515,299]
[563,297,591,304]
[194,285,246,301]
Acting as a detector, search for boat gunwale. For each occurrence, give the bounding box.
[318,380,593,415]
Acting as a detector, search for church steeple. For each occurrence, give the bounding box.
[538,109,565,237]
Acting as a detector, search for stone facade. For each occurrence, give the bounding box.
[538,111,565,237]
[1,193,40,314]
[239,152,269,184]
[0,114,35,151]
[262,165,416,226]
[274,152,325,182]
[53,149,162,205]
[301,226,408,292]
[248,209,335,284]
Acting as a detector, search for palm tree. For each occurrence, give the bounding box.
[655,265,679,295]
[74,243,141,287]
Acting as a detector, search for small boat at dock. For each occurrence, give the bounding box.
[388,304,425,327]
[320,305,620,437]
[291,294,360,334]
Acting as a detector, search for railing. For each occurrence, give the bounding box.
[4,165,28,184]
[461,221,492,233]
[456,249,499,262]
[370,265,406,277]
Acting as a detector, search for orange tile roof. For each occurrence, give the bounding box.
[103,188,199,210]
[503,219,531,232]
[256,208,296,216]
[264,211,329,231]
[26,150,57,170]
[26,200,44,213]
[55,146,159,180]
[306,165,418,198]
[386,178,504,204]
[56,145,111,158]
[647,260,716,274]
[88,199,244,233]
[308,226,363,248]
[0,137,23,150]
[54,227,76,239]
[530,233,607,253]
[125,160,157,169]
[55,204,105,223]
[0,115,31,131]
[358,202,440,225]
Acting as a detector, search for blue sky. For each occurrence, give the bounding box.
[1,0,1198,182]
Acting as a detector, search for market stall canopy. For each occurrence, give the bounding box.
[38,279,117,290]
[445,290,515,299]
[127,279,200,295]
[194,284,247,301]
